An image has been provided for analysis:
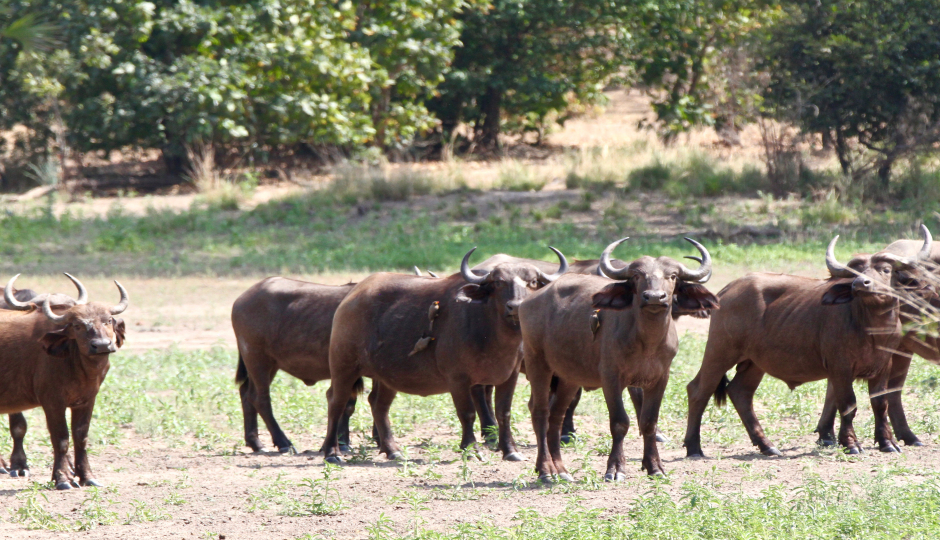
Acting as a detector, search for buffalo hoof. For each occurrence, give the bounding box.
[686,452,707,460]
[10,469,28,479]
[339,444,351,453]
[324,455,345,465]
[55,481,73,491]
[83,479,103,487]
[278,445,297,455]
[558,473,574,482]
[762,447,782,457]
[906,439,925,447]
[655,433,670,443]
[560,433,577,445]
[879,443,901,454]
[0,467,6,475]
[503,452,525,462]
[388,451,405,461]
[650,471,665,478]
[845,446,861,455]
[537,473,554,485]
[817,438,836,448]
[604,472,626,482]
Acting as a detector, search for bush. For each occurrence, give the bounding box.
[628,161,673,191]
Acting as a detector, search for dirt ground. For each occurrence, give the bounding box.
[0,418,934,539]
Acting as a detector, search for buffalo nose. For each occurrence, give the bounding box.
[506,302,520,314]
[89,339,115,354]
[642,290,667,303]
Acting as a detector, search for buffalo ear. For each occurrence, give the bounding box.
[822,282,853,305]
[113,317,126,349]
[592,282,635,310]
[674,282,720,317]
[456,284,489,304]
[40,327,71,358]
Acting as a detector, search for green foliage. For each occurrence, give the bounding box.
[761,0,940,188]
[429,0,633,146]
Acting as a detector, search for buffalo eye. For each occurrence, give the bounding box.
[493,281,504,289]
[529,280,539,288]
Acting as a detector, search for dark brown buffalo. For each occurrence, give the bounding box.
[232,278,358,454]
[473,253,707,444]
[520,238,717,482]
[319,248,569,463]
[0,275,127,489]
[684,228,932,457]
[815,229,940,448]
[0,274,87,478]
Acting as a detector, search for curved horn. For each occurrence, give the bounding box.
[42,296,68,324]
[63,273,88,305]
[599,238,631,280]
[677,238,712,282]
[684,256,713,283]
[110,280,129,315]
[413,266,422,276]
[826,235,855,278]
[538,246,569,282]
[4,274,30,311]
[918,224,933,261]
[427,270,439,278]
[460,248,488,284]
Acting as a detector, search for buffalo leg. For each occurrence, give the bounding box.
[638,378,668,476]
[493,370,523,461]
[526,345,562,481]
[547,378,579,480]
[627,387,669,444]
[248,365,295,453]
[368,384,381,444]
[320,378,357,463]
[334,393,357,453]
[815,381,838,446]
[870,375,901,453]
[684,358,736,458]
[450,382,480,453]
[370,384,402,460]
[71,402,101,487]
[560,388,582,444]
[602,378,630,481]
[885,354,921,446]
[43,404,76,490]
[830,370,862,454]
[726,361,780,456]
[8,413,28,477]
[239,378,264,452]
[471,384,498,446]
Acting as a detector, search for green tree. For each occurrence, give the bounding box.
[629,0,777,141]
[761,0,940,190]
[430,0,633,149]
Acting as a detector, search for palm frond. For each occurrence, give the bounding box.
[1,12,60,53]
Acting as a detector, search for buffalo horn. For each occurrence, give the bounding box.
[3,274,30,311]
[63,273,88,305]
[825,235,855,278]
[677,238,712,282]
[42,296,68,324]
[110,281,129,315]
[538,246,569,282]
[684,256,713,283]
[413,266,421,276]
[881,224,934,268]
[599,238,631,280]
[460,248,489,284]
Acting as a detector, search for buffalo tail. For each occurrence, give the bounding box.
[352,377,365,396]
[235,353,248,386]
[714,374,730,408]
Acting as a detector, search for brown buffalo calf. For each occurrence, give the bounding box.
[684,228,931,457]
[0,275,127,489]
[320,247,568,464]
[520,238,717,482]
[232,278,358,453]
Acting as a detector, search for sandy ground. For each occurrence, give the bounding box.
[0,423,934,539]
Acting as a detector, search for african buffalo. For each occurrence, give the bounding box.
[684,227,932,457]
[0,274,127,489]
[520,238,717,481]
[815,228,940,448]
[232,278,359,454]
[0,274,87,478]
[319,247,569,463]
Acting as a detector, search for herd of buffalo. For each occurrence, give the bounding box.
[1,224,938,488]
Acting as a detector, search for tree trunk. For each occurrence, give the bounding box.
[877,157,894,192]
[478,86,502,150]
[834,129,852,177]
